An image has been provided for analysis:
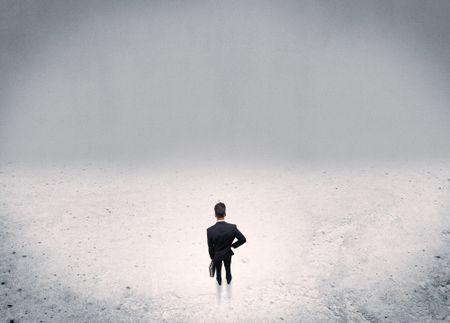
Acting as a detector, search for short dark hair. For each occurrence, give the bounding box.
[214,202,226,217]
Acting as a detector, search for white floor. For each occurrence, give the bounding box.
[1,160,449,322]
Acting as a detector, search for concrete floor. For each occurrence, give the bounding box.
[1,160,449,322]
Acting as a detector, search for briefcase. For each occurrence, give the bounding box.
[209,260,215,277]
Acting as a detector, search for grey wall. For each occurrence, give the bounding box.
[1,0,450,163]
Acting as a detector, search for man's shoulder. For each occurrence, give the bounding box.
[226,222,237,229]
[207,222,236,231]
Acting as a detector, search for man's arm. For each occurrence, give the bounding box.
[231,225,247,249]
[207,230,214,259]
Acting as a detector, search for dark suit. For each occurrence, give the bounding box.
[207,221,246,284]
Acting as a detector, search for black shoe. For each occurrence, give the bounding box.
[217,278,222,285]
[226,276,232,284]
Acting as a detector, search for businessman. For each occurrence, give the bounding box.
[207,202,247,285]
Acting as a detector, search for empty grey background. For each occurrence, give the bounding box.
[1,2,450,322]
[1,0,450,163]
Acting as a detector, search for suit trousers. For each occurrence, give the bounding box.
[214,252,232,283]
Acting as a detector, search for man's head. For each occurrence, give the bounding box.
[214,202,226,218]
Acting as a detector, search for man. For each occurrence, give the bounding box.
[207,202,247,285]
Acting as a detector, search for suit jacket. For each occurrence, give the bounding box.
[207,221,246,261]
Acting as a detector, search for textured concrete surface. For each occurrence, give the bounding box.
[1,160,449,322]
